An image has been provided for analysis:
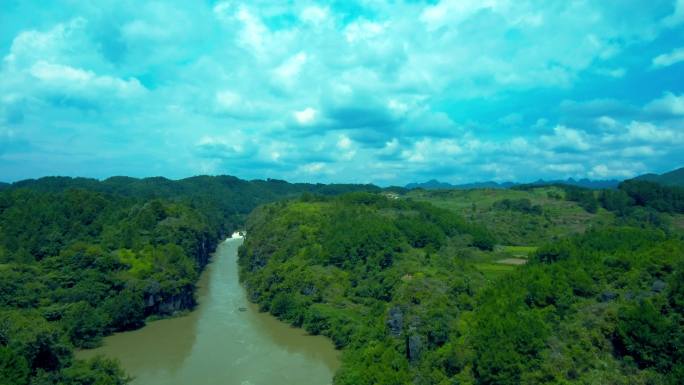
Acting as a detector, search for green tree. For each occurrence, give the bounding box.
[0,346,29,385]
[63,302,107,348]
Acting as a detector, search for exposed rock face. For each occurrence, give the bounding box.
[387,306,404,337]
[301,285,315,296]
[599,291,618,302]
[193,235,214,269]
[652,280,667,293]
[158,292,195,314]
[407,334,422,363]
[142,232,220,316]
[144,288,195,316]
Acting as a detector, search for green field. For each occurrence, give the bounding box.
[408,187,614,245]
[473,262,516,280]
[499,245,537,257]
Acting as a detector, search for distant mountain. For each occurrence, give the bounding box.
[526,178,620,189]
[406,178,618,190]
[406,179,517,190]
[405,179,459,189]
[633,167,684,187]
[455,181,518,189]
[0,182,8,190]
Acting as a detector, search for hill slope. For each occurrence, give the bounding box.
[634,166,684,186]
[406,178,619,190]
[240,192,684,385]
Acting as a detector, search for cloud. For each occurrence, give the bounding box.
[559,99,637,118]
[0,0,682,184]
[645,92,684,116]
[301,6,329,26]
[542,163,584,174]
[540,126,591,152]
[595,67,627,78]
[29,61,145,97]
[214,90,267,119]
[194,135,257,160]
[625,121,680,142]
[293,107,317,125]
[235,6,269,55]
[298,162,327,174]
[663,0,684,27]
[652,47,684,68]
[344,19,386,43]
[272,52,308,89]
[420,0,499,30]
[588,163,642,179]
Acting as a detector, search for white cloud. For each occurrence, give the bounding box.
[543,163,584,174]
[596,116,618,130]
[195,135,256,159]
[401,138,463,164]
[272,52,308,87]
[540,125,591,151]
[300,6,328,25]
[645,92,684,116]
[652,47,684,68]
[588,163,640,179]
[212,1,232,22]
[294,107,317,125]
[29,61,145,96]
[215,90,241,109]
[3,18,87,68]
[300,162,326,174]
[595,67,626,78]
[663,0,684,27]
[621,146,656,157]
[337,135,352,149]
[213,90,266,118]
[625,121,679,142]
[420,0,500,30]
[235,6,268,54]
[121,20,172,41]
[345,20,386,43]
[589,164,610,178]
[335,134,357,160]
[30,61,92,83]
[1,1,682,184]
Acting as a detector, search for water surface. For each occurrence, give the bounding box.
[78,238,339,385]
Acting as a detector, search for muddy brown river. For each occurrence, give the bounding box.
[78,238,339,385]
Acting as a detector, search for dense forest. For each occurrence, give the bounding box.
[0,176,378,385]
[2,172,683,384]
[239,180,684,384]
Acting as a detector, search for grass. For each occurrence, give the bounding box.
[474,262,516,280]
[499,245,537,257]
[495,258,528,265]
[406,187,613,245]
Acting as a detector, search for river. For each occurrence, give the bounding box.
[77,237,340,385]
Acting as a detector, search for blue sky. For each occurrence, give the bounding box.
[1,0,683,185]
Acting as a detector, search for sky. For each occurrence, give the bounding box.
[1,0,683,185]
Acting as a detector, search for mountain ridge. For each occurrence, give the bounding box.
[632,167,684,186]
[406,177,620,190]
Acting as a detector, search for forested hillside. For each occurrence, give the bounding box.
[633,167,684,187]
[239,183,684,384]
[0,176,378,385]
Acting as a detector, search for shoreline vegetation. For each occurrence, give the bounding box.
[75,237,339,385]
